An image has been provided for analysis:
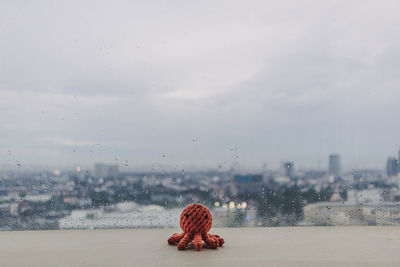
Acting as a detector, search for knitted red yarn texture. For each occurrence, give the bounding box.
[167,204,225,251]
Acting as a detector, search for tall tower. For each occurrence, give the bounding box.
[283,161,294,179]
[328,154,341,177]
[398,149,400,173]
[386,157,398,177]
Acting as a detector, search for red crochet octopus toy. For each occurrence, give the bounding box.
[168,204,224,251]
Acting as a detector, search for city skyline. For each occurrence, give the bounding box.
[1,150,398,173]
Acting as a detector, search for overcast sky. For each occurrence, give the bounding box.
[1,0,399,172]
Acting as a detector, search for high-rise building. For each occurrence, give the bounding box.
[283,161,294,178]
[328,154,341,177]
[386,157,399,177]
[94,163,119,178]
[398,149,400,173]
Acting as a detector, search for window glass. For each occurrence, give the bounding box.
[1,1,400,230]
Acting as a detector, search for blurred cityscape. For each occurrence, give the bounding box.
[1,150,400,230]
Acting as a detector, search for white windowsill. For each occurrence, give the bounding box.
[0,227,399,266]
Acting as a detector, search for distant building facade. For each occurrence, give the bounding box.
[231,174,263,196]
[303,201,400,226]
[283,162,294,179]
[94,163,119,178]
[398,150,400,164]
[386,157,399,177]
[328,154,341,177]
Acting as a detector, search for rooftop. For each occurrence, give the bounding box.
[1,227,399,266]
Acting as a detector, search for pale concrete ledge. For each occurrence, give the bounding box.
[1,227,400,266]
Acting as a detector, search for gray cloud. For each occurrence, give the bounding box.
[1,0,399,171]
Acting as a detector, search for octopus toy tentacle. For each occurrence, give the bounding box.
[177,233,192,250]
[193,233,203,251]
[208,234,224,247]
[203,233,219,249]
[167,233,185,245]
